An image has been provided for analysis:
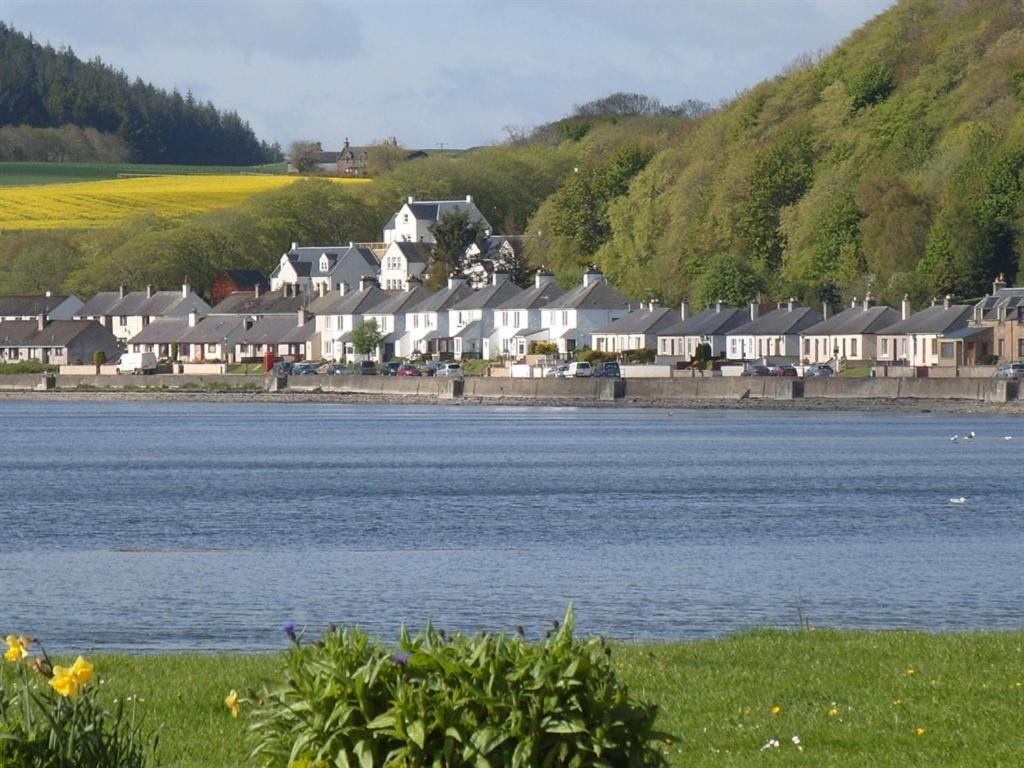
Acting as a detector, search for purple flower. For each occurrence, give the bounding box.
[282,622,297,641]
[392,651,411,666]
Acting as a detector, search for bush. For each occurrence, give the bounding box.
[0,361,58,375]
[578,349,617,364]
[0,635,156,768]
[529,340,558,356]
[622,348,655,364]
[249,607,668,768]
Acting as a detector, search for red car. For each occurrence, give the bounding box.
[396,364,422,377]
[770,365,798,377]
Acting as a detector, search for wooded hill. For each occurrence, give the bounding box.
[0,23,281,164]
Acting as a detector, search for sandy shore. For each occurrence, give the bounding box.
[1,388,1023,414]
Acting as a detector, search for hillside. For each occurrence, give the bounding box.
[548,0,1024,308]
[0,23,281,165]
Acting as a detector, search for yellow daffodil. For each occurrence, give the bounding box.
[915,727,926,736]
[771,705,781,715]
[225,689,240,718]
[828,707,839,717]
[906,667,916,676]
[49,656,94,698]
[4,635,30,662]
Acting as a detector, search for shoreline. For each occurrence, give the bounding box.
[2,387,1024,414]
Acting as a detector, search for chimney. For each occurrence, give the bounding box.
[648,298,659,312]
[359,274,378,291]
[146,285,154,299]
[188,309,199,327]
[850,296,858,309]
[36,312,46,331]
[715,300,723,314]
[447,273,467,289]
[787,297,796,312]
[944,294,952,310]
[119,285,126,299]
[534,267,554,289]
[931,296,939,307]
[680,299,689,321]
[339,282,348,295]
[993,273,1008,294]
[45,289,52,298]
[582,265,603,287]
[291,242,298,251]
[491,270,511,286]
[822,302,830,320]
[863,292,873,310]
[407,195,414,204]
[318,282,327,298]
[254,283,262,298]
[297,307,308,326]
[749,301,760,321]
[901,294,910,320]
[182,279,190,298]
[465,195,473,203]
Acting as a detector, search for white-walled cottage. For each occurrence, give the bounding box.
[490,269,565,358]
[875,297,972,367]
[383,196,491,245]
[800,295,902,364]
[539,267,631,355]
[726,300,823,361]
[656,301,747,360]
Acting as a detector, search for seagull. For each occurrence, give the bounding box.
[1005,436,1013,441]
[950,435,959,442]
[965,431,976,440]
[949,497,967,505]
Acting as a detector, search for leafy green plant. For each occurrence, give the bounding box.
[249,608,669,767]
[1,636,157,768]
[0,361,59,375]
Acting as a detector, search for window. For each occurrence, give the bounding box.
[413,315,419,329]
[881,338,889,356]
[850,338,858,357]
[930,338,937,355]
[514,312,521,326]
[562,311,568,326]
[207,344,216,354]
[501,311,508,325]
[119,316,128,326]
[998,339,1005,357]
[9,349,18,360]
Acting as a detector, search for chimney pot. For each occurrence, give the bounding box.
[863,292,873,310]
[407,195,414,204]
[787,297,796,312]
[901,295,911,320]
[297,308,308,327]
[823,302,830,320]
[749,301,760,321]
[993,273,1008,294]
[291,241,298,251]
[45,289,52,297]
[715,300,723,313]
[466,195,472,203]
[680,299,689,321]
[182,280,190,299]
[944,294,952,310]
[146,285,154,299]
[582,266,603,287]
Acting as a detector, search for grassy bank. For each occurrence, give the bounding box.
[77,629,1024,767]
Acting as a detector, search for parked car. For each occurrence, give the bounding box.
[593,361,621,378]
[291,362,319,375]
[381,361,402,376]
[396,364,422,377]
[740,364,770,377]
[436,362,463,377]
[770,364,798,377]
[566,361,593,377]
[116,351,157,375]
[996,361,1024,379]
[546,364,569,378]
[803,364,834,379]
[325,363,349,375]
[357,360,377,375]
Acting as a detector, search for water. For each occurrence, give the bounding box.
[1,401,1022,652]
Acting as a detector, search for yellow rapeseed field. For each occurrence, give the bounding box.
[0,175,370,230]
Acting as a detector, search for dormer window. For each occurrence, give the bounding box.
[320,257,329,271]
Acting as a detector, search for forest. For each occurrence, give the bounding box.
[0,23,281,165]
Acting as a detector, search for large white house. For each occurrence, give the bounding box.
[726,300,823,361]
[269,243,378,294]
[800,295,902,364]
[539,268,631,355]
[362,281,431,359]
[383,196,491,245]
[489,269,565,358]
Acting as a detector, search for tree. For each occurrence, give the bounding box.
[363,139,408,176]
[92,350,105,374]
[288,140,322,173]
[351,319,384,358]
[427,211,486,290]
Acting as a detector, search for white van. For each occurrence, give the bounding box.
[566,361,593,377]
[116,352,157,374]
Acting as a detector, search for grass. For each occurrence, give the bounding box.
[0,361,58,375]
[461,358,496,376]
[0,161,289,187]
[225,363,266,374]
[0,173,370,230]
[839,364,873,378]
[53,629,1024,767]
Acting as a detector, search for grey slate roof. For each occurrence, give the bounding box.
[658,304,748,337]
[127,318,189,345]
[0,319,101,348]
[877,304,973,335]
[393,199,491,232]
[499,281,565,310]
[455,320,481,339]
[75,292,121,317]
[391,241,432,266]
[802,305,903,336]
[546,281,632,311]
[0,295,78,318]
[408,283,475,313]
[369,286,432,315]
[211,289,309,316]
[81,290,210,319]
[594,307,679,335]
[179,316,248,344]
[272,245,379,280]
[974,287,1024,321]
[238,316,315,344]
[729,305,824,336]
[451,281,523,311]
[306,286,394,316]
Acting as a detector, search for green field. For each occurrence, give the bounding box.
[50,629,1024,767]
[0,161,289,187]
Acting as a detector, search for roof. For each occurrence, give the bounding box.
[75,291,121,317]
[593,306,679,335]
[87,290,210,319]
[975,286,1024,321]
[306,286,394,316]
[877,304,973,335]
[499,281,565,310]
[802,305,903,336]
[368,286,432,315]
[210,289,308,316]
[390,198,491,231]
[0,319,101,348]
[729,305,824,336]
[179,316,248,344]
[942,325,992,340]
[408,283,475,313]
[455,320,482,339]
[217,269,268,287]
[451,281,523,310]
[0,295,76,318]
[273,245,378,280]
[126,318,189,345]
[238,316,315,344]
[658,304,748,338]
[546,280,632,311]
[389,241,432,266]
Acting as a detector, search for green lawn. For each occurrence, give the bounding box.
[0,161,289,187]
[71,629,1024,767]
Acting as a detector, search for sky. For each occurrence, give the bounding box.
[3,0,896,151]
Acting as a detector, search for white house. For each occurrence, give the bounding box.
[383,195,491,245]
[231,310,318,362]
[656,301,747,360]
[0,293,83,322]
[75,283,210,343]
[362,280,431,359]
[378,240,432,290]
[726,300,823,361]
[875,296,972,367]
[539,267,631,355]
[463,235,525,289]
[405,276,475,358]
[307,277,393,361]
[269,243,379,294]
[800,295,902,365]
[446,273,523,360]
[591,304,679,354]
[489,269,565,358]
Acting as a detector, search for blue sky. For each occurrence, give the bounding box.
[3,0,895,150]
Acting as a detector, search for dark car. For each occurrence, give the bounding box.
[326,363,349,375]
[357,360,377,375]
[271,361,293,375]
[396,363,422,377]
[291,362,319,375]
[741,364,770,377]
[593,361,621,378]
[381,361,401,376]
[770,364,798,377]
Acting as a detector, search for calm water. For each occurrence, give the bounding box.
[1,401,1022,652]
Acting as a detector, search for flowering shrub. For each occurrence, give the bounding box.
[249,607,669,767]
[0,634,156,768]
